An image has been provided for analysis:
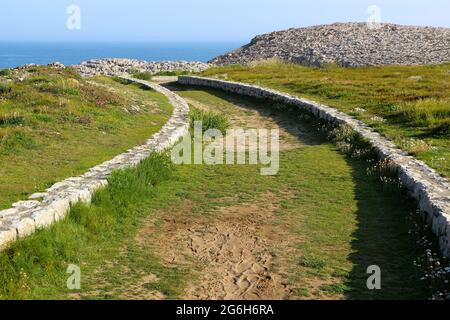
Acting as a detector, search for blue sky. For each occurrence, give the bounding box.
[0,0,448,42]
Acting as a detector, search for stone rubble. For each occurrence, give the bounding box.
[74,58,210,77]
[0,77,190,251]
[178,75,450,257]
[210,22,450,67]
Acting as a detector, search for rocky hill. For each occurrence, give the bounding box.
[75,58,209,77]
[210,23,450,67]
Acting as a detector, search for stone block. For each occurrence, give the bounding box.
[0,228,17,250]
[32,208,55,229]
[15,218,36,238]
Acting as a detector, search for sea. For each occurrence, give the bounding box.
[0,42,244,69]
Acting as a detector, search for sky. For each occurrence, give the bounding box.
[0,0,449,42]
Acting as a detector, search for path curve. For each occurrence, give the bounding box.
[0,77,189,250]
[178,75,450,258]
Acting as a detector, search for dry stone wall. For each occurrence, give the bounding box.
[0,77,189,250]
[178,75,450,257]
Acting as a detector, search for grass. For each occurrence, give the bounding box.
[0,66,173,209]
[0,69,11,77]
[0,81,429,300]
[153,70,190,77]
[189,108,230,134]
[132,70,191,81]
[132,72,153,81]
[0,152,178,299]
[202,61,450,177]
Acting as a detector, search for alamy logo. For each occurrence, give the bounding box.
[66,264,81,290]
[171,121,280,176]
[66,5,81,30]
[367,265,381,290]
[367,5,382,30]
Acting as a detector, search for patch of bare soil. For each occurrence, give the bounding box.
[138,193,298,300]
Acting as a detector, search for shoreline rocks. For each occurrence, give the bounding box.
[210,22,450,67]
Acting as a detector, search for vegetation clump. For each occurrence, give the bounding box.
[189,108,230,134]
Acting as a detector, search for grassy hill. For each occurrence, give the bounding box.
[203,61,450,177]
[0,66,173,209]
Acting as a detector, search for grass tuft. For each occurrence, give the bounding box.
[132,72,153,81]
[0,69,11,77]
[189,108,230,134]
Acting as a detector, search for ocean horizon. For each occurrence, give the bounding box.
[0,41,244,69]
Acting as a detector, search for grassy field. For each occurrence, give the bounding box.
[0,67,173,209]
[0,84,428,300]
[203,61,450,177]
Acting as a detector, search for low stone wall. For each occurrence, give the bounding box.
[0,77,190,250]
[178,75,450,256]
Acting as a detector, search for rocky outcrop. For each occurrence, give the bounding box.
[0,77,190,250]
[178,75,450,257]
[75,58,210,77]
[210,23,450,67]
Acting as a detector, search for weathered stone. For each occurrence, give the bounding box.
[50,199,71,222]
[12,200,40,209]
[0,229,17,250]
[29,192,48,200]
[15,218,36,238]
[32,208,55,229]
[0,208,20,218]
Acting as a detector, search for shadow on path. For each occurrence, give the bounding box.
[167,83,427,299]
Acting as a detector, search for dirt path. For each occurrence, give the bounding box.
[137,193,297,300]
[132,86,309,300]
[71,83,426,301]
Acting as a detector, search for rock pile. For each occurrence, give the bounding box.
[75,58,210,77]
[210,23,450,67]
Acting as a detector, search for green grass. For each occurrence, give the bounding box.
[0,84,428,300]
[132,70,191,81]
[189,108,230,134]
[0,69,11,77]
[0,152,178,299]
[203,61,450,177]
[153,70,190,77]
[0,66,173,209]
[132,72,153,81]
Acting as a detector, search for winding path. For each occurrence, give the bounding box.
[0,78,189,250]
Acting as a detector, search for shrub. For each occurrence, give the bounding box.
[0,69,11,77]
[132,72,153,81]
[329,124,375,159]
[153,70,190,77]
[0,83,11,95]
[189,108,230,134]
[107,152,174,207]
